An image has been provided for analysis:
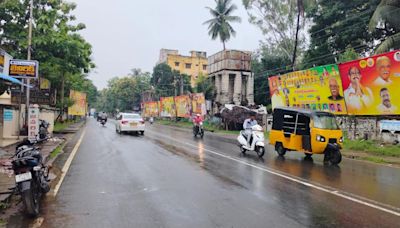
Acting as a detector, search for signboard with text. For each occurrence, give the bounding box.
[0,50,4,73]
[9,59,39,78]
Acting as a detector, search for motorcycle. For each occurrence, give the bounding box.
[12,145,50,217]
[100,118,107,126]
[193,122,204,138]
[237,124,265,158]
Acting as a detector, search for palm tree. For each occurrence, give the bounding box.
[369,0,400,54]
[204,0,241,50]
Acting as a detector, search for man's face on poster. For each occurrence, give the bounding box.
[380,89,392,108]
[348,67,361,84]
[377,58,391,81]
[329,79,340,98]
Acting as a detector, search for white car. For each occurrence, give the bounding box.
[115,113,145,135]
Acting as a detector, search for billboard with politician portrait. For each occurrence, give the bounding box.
[68,90,87,116]
[160,97,176,117]
[175,95,191,118]
[339,50,400,115]
[143,101,159,117]
[269,64,347,114]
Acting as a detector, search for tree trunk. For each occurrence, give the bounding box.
[292,0,302,70]
[223,41,226,50]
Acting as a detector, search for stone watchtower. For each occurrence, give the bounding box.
[208,50,254,109]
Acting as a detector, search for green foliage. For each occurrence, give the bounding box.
[95,70,152,113]
[338,46,360,63]
[195,73,215,100]
[243,0,315,65]
[151,63,192,98]
[252,49,291,105]
[302,0,381,69]
[0,0,95,110]
[204,0,241,50]
[368,0,400,54]
[343,139,400,157]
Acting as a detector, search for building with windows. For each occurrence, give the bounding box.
[158,49,208,87]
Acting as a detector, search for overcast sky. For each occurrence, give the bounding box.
[70,0,264,89]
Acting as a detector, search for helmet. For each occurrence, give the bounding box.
[196,114,201,117]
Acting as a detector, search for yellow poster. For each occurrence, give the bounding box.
[175,95,191,118]
[40,78,50,90]
[68,90,87,116]
[144,101,159,117]
[160,97,176,117]
[191,93,206,115]
[269,64,347,114]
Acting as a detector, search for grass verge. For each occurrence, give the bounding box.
[54,120,78,132]
[343,139,400,157]
[50,143,65,159]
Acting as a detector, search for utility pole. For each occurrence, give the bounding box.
[25,0,33,129]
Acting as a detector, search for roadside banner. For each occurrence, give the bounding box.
[160,97,176,117]
[269,64,347,114]
[339,50,400,115]
[175,95,191,118]
[40,77,51,90]
[68,90,87,116]
[0,50,4,73]
[191,93,206,116]
[144,101,159,117]
[28,104,39,140]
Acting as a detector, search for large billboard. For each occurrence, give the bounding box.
[68,90,87,116]
[191,93,206,116]
[175,95,191,118]
[160,97,176,117]
[269,64,347,114]
[339,50,400,115]
[143,101,159,117]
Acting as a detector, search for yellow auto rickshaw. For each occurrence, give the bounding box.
[269,107,343,165]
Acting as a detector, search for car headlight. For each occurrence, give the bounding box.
[316,135,326,142]
[339,137,343,143]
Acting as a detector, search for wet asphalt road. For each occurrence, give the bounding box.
[22,119,400,227]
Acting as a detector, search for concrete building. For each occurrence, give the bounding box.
[158,49,208,87]
[208,50,254,109]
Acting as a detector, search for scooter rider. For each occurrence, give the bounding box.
[243,112,258,146]
[100,112,108,122]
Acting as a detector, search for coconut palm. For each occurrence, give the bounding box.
[204,0,242,50]
[369,0,400,54]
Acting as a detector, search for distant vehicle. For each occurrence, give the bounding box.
[269,107,343,165]
[115,113,145,135]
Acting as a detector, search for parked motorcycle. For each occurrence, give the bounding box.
[12,145,50,217]
[237,124,265,157]
[193,122,204,138]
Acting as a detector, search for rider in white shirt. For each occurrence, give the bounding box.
[243,113,258,146]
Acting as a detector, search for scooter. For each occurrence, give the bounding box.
[100,118,106,126]
[193,122,204,138]
[237,124,265,157]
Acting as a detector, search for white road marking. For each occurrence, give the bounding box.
[51,128,87,197]
[147,130,400,217]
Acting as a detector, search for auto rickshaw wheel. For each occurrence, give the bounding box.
[275,143,286,157]
[330,150,342,165]
[304,153,312,158]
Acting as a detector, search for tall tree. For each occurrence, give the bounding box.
[204,0,242,50]
[302,0,381,69]
[151,63,192,98]
[368,0,400,54]
[0,0,94,114]
[243,0,314,68]
[195,73,215,100]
